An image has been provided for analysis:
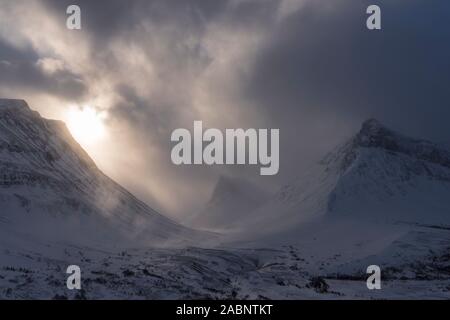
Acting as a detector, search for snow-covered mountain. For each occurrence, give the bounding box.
[188,175,270,230]
[322,119,450,223]
[1,104,449,299]
[235,119,450,237]
[0,99,205,246]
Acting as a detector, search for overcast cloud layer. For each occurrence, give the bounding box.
[1,0,449,219]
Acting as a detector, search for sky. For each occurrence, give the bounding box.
[0,0,449,220]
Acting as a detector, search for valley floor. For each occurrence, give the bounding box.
[1,224,449,299]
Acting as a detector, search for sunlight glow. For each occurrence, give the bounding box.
[67,106,107,147]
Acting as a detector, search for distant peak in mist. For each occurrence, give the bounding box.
[188,175,270,230]
[352,118,450,169]
[210,175,270,206]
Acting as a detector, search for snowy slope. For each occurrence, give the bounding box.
[0,99,206,246]
[188,175,270,230]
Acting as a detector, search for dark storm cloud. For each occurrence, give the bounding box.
[244,0,450,141]
[0,39,39,62]
[206,0,450,180]
[70,0,450,152]
[111,83,171,134]
[38,0,275,120]
[0,40,88,101]
[42,0,232,47]
[42,0,275,36]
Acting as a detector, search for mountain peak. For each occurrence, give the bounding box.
[353,118,424,156]
[360,118,384,134]
[0,99,30,110]
[210,175,269,204]
[322,118,450,175]
[350,118,450,170]
[356,118,398,147]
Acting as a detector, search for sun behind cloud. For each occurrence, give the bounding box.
[67,106,107,148]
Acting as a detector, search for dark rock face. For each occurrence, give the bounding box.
[354,119,450,169]
[356,118,401,150]
[307,277,329,293]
